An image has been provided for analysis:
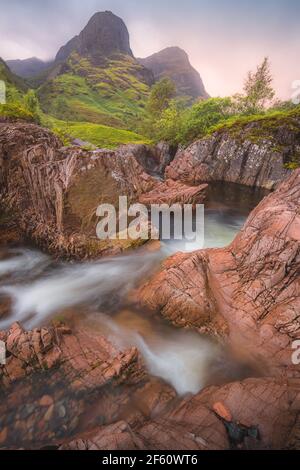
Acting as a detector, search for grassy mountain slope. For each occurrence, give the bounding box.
[37,52,152,128]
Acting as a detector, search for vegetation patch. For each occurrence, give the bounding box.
[42,115,150,149]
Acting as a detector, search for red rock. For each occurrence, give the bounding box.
[0,323,175,449]
[0,427,8,444]
[39,395,54,407]
[0,123,175,259]
[44,405,54,422]
[213,402,232,422]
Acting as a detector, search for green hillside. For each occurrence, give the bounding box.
[37,52,152,128]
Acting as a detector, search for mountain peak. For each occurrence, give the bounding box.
[138,47,209,100]
[55,11,133,63]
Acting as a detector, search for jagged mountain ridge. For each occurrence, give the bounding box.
[35,12,154,127]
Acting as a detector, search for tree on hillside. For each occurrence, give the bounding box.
[147,77,176,117]
[138,77,177,138]
[177,97,237,144]
[240,57,275,113]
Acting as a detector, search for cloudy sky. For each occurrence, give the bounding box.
[0,0,299,98]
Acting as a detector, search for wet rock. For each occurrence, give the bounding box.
[0,322,175,449]
[60,421,143,450]
[61,377,300,450]
[213,402,232,422]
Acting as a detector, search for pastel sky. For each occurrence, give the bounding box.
[0,0,299,98]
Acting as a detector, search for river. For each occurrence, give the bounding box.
[0,183,268,395]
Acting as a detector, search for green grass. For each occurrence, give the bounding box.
[42,115,151,149]
[0,102,35,121]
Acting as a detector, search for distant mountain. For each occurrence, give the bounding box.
[3,12,209,127]
[0,58,28,92]
[6,57,52,79]
[138,47,209,100]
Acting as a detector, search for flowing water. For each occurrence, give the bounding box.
[0,183,268,395]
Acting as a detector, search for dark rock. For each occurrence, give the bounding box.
[55,11,133,62]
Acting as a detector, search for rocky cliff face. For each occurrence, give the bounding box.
[140,169,300,375]
[55,11,133,62]
[138,47,209,100]
[166,110,300,189]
